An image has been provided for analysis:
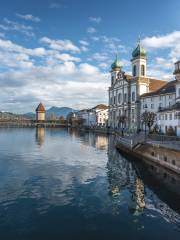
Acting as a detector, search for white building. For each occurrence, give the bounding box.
[92,104,108,127]
[156,61,180,136]
[76,104,108,127]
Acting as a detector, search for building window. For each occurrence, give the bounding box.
[118,93,121,103]
[133,65,136,77]
[141,65,145,76]
[159,96,163,101]
[114,96,116,105]
[132,92,135,102]
[124,93,127,102]
[151,104,154,109]
[111,76,114,85]
[169,114,172,120]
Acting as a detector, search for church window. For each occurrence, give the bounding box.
[133,65,136,77]
[118,93,121,103]
[111,76,114,85]
[124,93,127,102]
[132,92,135,101]
[141,65,145,76]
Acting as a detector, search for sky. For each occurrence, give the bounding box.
[0,0,180,113]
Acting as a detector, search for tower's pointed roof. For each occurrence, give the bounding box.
[111,54,122,70]
[36,103,45,112]
[132,37,146,59]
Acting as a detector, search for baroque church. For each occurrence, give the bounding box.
[109,38,180,135]
[108,40,180,135]
[108,40,166,130]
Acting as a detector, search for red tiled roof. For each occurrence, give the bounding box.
[141,80,177,97]
[148,78,167,92]
[36,103,45,112]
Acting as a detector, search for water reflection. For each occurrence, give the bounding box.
[0,128,180,239]
[36,127,45,146]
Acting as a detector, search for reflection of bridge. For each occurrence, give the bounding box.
[0,120,67,127]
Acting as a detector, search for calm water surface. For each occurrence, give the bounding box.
[0,128,180,240]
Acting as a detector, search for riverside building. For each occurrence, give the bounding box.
[108,40,180,136]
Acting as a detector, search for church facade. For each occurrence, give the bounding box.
[108,40,166,131]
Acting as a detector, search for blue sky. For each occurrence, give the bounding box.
[0,0,180,113]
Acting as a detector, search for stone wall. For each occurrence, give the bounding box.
[116,142,180,175]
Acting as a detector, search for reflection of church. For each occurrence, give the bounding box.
[107,136,145,213]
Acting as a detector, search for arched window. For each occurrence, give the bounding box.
[132,92,135,102]
[111,76,114,85]
[118,93,121,103]
[141,65,145,76]
[133,65,136,77]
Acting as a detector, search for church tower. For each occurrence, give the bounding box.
[131,39,147,132]
[110,55,122,86]
[131,39,147,78]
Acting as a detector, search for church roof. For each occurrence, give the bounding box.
[111,56,122,70]
[148,78,167,92]
[141,80,177,98]
[36,103,45,112]
[132,42,146,59]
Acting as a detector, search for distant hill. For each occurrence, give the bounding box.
[23,112,35,119]
[0,111,30,120]
[46,107,77,119]
[23,107,77,120]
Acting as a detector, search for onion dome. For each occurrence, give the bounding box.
[36,103,45,112]
[111,55,122,70]
[132,39,146,59]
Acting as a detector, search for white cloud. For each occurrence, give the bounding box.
[142,31,180,71]
[87,27,96,34]
[89,53,109,62]
[40,37,80,53]
[0,37,108,113]
[49,2,63,8]
[0,18,34,37]
[16,13,40,22]
[79,40,89,46]
[55,53,81,62]
[142,31,180,49]
[91,36,99,41]
[89,17,102,24]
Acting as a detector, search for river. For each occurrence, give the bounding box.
[0,127,180,239]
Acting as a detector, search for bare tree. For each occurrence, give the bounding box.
[141,111,156,132]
